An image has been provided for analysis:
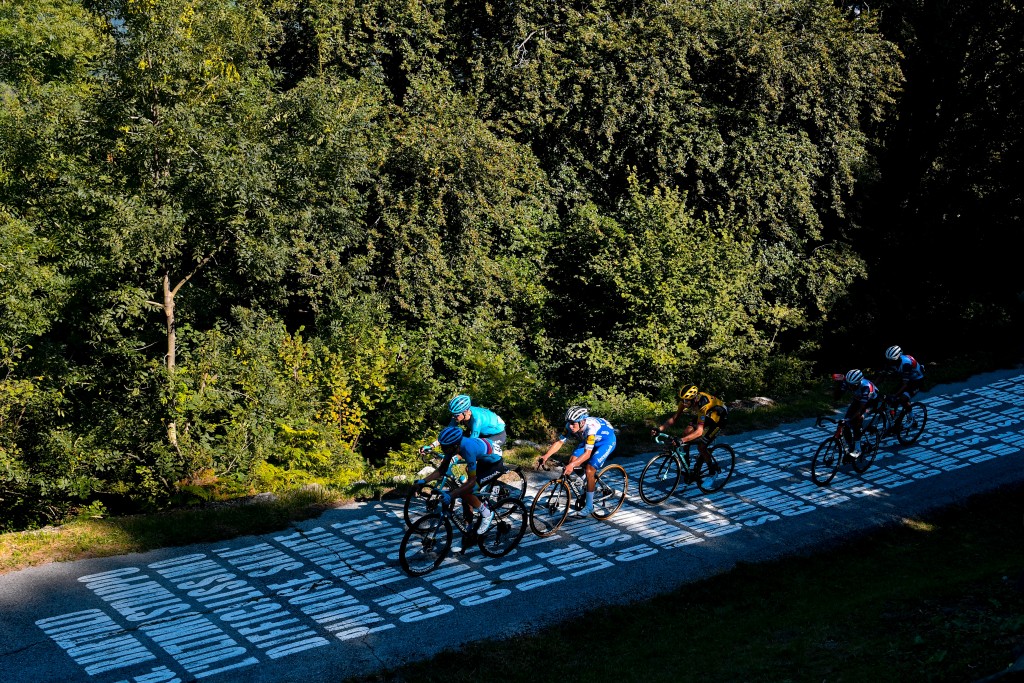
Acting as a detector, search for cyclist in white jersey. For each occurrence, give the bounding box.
[537,406,617,518]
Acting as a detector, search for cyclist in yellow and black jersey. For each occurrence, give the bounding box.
[652,384,729,483]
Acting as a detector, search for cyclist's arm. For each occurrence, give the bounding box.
[538,436,568,466]
[680,419,705,443]
[657,406,686,432]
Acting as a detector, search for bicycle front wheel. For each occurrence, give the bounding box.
[529,479,571,537]
[478,498,528,557]
[697,444,736,493]
[593,464,627,519]
[811,438,843,486]
[639,452,682,505]
[896,402,928,445]
[403,485,442,528]
[399,514,452,577]
[854,426,879,473]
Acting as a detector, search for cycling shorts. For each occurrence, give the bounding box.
[900,379,923,400]
[471,459,505,495]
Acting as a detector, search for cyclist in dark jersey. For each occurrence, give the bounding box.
[415,426,501,539]
[653,384,729,484]
[884,345,925,410]
[831,369,878,460]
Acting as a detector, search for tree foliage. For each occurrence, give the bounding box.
[5,0,1015,529]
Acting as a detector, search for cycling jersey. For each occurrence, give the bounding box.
[844,378,878,403]
[559,416,614,447]
[449,406,505,439]
[894,355,925,382]
[458,437,502,478]
[677,392,728,424]
[559,416,617,469]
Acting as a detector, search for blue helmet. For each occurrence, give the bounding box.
[438,426,464,451]
[885,345,902,361]
[448,394,472,414]
[845,369,864,384]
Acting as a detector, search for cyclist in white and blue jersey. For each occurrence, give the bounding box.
[831,369,879,460]
[422,394,507,452]
[416,426,502,537]
[884,345,925,410]
[536,406,617,518]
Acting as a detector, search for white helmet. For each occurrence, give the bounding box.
[564,406,589,425]
[885,345,902,361]
[845,369,864,384]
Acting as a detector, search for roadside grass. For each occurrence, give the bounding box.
[0,487,337,574]
[1,354,1018,575]
[351,481,1024,683]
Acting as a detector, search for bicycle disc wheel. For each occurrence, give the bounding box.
[854,426,879,473]
[811,438,842,486]
[478,498,527,557]
[896,402,928,445]
[403,485,442,528]
[593,464,627,519]
[529,479,571,537]
[639,452,682,505]
[697,444,736,493]
[399,514,452,577]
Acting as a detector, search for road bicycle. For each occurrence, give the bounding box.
[528,460,628,537]
[811,415,880,486]
[399,492,528,577]
[812,394,929,486]
[638,433,737,505]
[403,447,527,532]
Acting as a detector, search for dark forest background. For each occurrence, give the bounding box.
[2,0,1021,529]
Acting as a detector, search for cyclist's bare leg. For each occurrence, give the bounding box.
[585,463,596,493]
[695,441,712,477]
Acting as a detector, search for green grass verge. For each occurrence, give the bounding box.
[0,487,337,574]
[351,481,1024,683]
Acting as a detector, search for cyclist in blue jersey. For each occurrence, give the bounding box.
[422,394,507,452]
[831,369,879,460]
[415,426,500,539]
[536,406,617,518]
[884,345,925,411]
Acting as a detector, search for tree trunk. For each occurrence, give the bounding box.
[163,271,178,448]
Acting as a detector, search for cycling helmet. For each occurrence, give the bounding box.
[448,394,472,415]
[438,426,464,447]
[845,369,864,384]
[678,384,699,400]
[564,406,589,425]
[885,345,902,361]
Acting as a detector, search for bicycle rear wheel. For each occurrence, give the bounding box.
[896,402,928,445]
[811,438,842,486]
[399,514,452,577]
[593,464,627,519]
[639,452,682,505]
[854,426,879,473]
[697,444,736,493]
[529,479,571,537]
[478,498,527,557]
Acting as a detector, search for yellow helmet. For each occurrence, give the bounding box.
[678,384,699,400]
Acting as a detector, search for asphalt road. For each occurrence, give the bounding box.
[2,369,1023,683]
